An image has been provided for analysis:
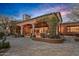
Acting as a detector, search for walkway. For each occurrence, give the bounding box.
[3,36,79,56]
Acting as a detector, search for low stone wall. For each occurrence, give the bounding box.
[32,38,64,44]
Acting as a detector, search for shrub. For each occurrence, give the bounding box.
[21,35,24,37]
[0,42,2,49]
[3,42,10,48]
[0,41,10,49]
[0,32,5,39]
[48,34,60,39]
[40,33,46,38]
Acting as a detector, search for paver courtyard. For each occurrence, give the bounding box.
[2,36,79,56]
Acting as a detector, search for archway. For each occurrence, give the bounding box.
[34,20,49,38]
[23,24,32,36]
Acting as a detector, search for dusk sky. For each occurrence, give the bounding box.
[0,3,76,22]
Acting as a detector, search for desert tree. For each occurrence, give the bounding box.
[67,4,79,22]
[0,15,10,42]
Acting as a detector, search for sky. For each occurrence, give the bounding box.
[0,3,76,22]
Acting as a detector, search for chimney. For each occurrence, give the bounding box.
[23,14,31,21]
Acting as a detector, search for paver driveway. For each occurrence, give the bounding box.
[3,36,79,56]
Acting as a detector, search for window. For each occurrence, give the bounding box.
[67,26,79,32]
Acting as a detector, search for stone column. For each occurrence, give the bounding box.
[32,24,35,36]
[20,26,23,35]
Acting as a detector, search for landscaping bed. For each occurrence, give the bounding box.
[32,38,64,43]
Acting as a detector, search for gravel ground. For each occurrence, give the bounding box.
[2,36,79,56]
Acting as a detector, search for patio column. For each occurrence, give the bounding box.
[20,26,23,35]
[32,24,35,36]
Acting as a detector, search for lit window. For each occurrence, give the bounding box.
[67,26,79,32]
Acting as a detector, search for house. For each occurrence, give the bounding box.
[16,12,62,38]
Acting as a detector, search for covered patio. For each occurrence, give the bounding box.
[17,20,49,38]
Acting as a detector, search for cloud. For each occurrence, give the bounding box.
[61,11,70,16]
[15,4,71,22]
[31,5,71,18]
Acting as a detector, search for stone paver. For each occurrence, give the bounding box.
[3,36,79,56]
